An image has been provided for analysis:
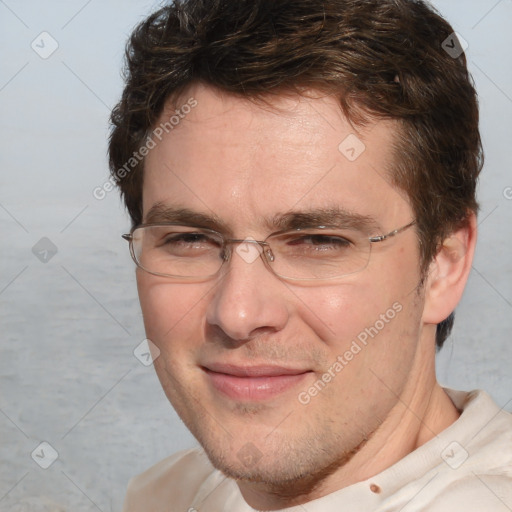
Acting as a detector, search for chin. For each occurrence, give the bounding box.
[189,417,368,494]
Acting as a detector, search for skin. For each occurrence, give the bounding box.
[136,83,476,510]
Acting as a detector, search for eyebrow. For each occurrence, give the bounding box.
[144,203,230,232]
[269,208,380,233]
[143,203,380,234]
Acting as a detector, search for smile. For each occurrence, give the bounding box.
[202,364,313,401]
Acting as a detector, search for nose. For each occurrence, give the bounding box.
[205,242,289,343]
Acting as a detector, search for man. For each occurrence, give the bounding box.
[109,0,512,510]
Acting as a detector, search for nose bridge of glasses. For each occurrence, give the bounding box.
[224,238,274,264]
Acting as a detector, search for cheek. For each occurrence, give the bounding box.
[292,283,392,343]
[301,285,423,403]
[293,274,421,361]
[136,272,208,348]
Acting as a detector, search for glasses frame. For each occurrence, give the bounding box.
[122,220,416,282]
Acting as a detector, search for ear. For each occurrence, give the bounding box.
[422,212,477,325]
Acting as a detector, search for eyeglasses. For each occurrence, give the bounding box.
[122,220,416,282]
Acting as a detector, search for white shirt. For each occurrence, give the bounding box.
[123,389,512,511]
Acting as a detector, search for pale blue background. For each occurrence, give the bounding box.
[0,1,511,510]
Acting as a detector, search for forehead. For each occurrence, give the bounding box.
[142,83,411,232]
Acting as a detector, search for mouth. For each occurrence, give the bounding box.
[201,363,313,401]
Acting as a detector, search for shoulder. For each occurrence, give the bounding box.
[122,447,218,512]
[374,390,512,512]
[425,390,512,511]
[447,389,512,467]
[427,473,512,511]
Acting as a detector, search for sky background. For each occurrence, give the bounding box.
[0,1,511,510]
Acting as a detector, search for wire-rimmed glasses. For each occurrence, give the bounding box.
[122,221,416,282]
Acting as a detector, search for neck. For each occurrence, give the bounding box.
[238,334,460,510]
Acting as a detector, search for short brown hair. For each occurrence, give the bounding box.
[108,0,483,348]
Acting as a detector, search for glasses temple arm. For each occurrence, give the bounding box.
[369,220,416,243]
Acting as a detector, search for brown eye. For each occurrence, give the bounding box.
[287,235,351,248]
[157,232,221,256]
[284,234,353,253]
[162,233,214,245]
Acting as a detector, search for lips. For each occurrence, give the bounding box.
[204,363,309,377]
[202,363,312,401]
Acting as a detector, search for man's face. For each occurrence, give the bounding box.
[138,84,427,486]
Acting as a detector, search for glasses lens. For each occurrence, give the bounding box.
[131,225,224,278]
[268,228,371,280]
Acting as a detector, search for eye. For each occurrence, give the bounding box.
[157,231,222,256]
[163,232,215,245]
[287,234,352,250]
